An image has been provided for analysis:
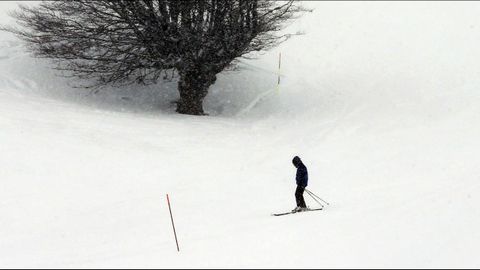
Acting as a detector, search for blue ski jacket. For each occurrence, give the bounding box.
[296,164,308,187]
[293,157,308,187]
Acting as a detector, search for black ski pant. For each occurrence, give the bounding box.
[295,186,307,208]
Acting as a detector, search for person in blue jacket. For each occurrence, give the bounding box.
[292,156,308,212]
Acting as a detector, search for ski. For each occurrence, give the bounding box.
[272,208,323,216]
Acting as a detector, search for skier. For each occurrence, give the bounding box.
[292,156,308,212]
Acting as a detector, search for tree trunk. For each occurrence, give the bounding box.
[176,70,215,115]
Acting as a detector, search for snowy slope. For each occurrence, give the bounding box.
[1,1,480,268]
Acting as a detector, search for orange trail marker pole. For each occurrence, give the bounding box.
[166,194,180,252]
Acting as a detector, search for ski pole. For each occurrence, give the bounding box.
[306,189,330,206]
[305,189,329,205]
[305,189,330,206]
[305,190,324,208]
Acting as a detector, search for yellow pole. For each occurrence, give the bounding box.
[277,52,282,92]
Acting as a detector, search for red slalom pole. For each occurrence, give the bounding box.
[166,194,180,252]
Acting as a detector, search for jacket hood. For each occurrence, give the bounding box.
[292,156,302,168]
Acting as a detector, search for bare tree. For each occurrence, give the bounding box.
[2,0,305,115]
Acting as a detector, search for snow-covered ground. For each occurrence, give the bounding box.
[1,1,480,268]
